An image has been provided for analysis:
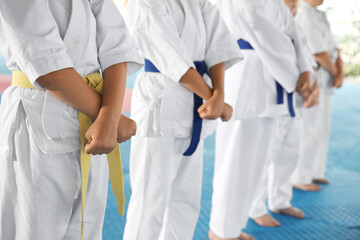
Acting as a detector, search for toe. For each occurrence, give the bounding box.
[293,208,305,219]
[313,178,330,184]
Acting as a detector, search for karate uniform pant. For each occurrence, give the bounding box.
[209,117,274,239]
[0,102,109,240]
[249,117,300,218]
[123,135,204,240]
[293,90,332,184]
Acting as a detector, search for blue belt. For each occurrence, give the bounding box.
[144,59,207,156]
[237,39,295,117]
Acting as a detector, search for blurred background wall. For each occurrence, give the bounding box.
[1,0,359,80]
[319,0,360,79]
[113,0,360,80]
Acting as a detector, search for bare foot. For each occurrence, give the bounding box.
[293,183,322,191]
[239,232,255,240]
[313,178,330,184]
[209,230,222,240]
[252,214,280,227]
[208,229,244,240]
[272,207,305,219]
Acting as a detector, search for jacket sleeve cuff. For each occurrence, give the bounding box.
[24,52,74,86]
[205,42,243,71]
[99,49,144,76]
[166,62,194,83]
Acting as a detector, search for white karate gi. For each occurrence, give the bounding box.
[249,23,319,219]
[249,116,301,218]
[212,0,311,238]
[123,0,242,239]
[293,1,338,184]
[0,1,142,239]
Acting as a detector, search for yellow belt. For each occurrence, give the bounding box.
[12,71,125,240]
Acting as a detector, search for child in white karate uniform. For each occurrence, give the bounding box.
[123,0,243,239]
[211,0,317,239]
[0,0,142,239]
[293,0,344,190]
[248,0,320,228]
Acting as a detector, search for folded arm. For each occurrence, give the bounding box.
[83,63,134,154]
[315,52,338,76]
[333,49,344,88]
[37,69,102,119]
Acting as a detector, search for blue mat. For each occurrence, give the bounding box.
[103,83,360,240]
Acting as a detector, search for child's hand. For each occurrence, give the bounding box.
[220,103,233,122]
[303,81,319,108]
[296,72,312,96]
[85,113,118,155]
[198,93,224,120]
[117,115,137,143]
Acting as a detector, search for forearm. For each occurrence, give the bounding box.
[196,63,229,120]
[101,63,127,122]
[315,52,338,76]
[37,68,101,119]
[209,63,225,99]
[180,68,212,100]
[332,52,344,88]
[336,52,344,76]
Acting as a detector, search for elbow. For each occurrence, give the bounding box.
[314,52,326,60]
[179,67,195,85]
[35,67,73,90]
[209,62,225,71]
[36,74,54,90]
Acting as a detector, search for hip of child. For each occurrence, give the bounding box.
[0,87,81,157]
